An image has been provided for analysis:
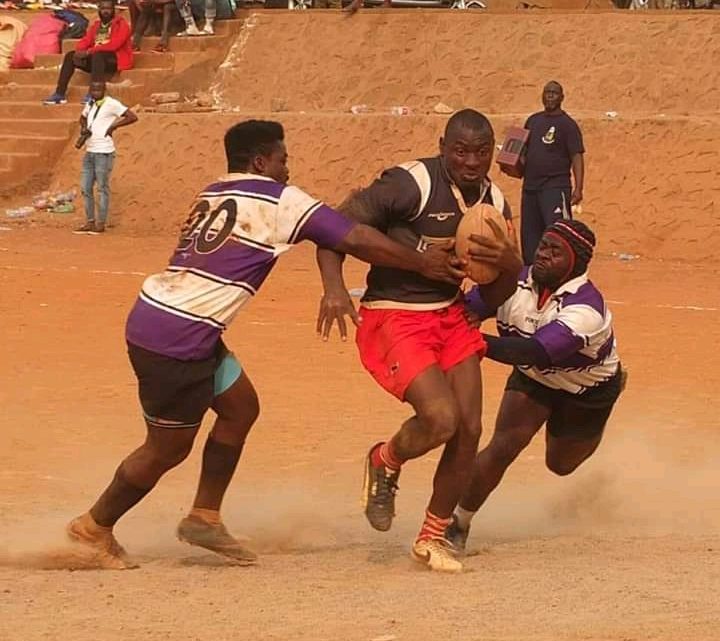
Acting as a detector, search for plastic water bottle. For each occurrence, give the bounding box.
[390,106,411,116]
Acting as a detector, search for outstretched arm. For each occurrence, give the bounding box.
[334,224,460,281]
[482,335,551,368]
[316,192,465,339]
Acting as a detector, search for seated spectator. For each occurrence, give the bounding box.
[131,0,178,53]
[43,0,132,106]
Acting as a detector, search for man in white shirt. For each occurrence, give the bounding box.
[74,80,138,235]
[445,219,624,552]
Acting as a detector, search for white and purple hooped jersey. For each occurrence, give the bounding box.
[472,267,619,394]
[125,173,354,360]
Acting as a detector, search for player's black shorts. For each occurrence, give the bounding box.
[127,341,228,429]
[505,366,623,439]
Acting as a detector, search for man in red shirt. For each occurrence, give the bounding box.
[43,0,133,106]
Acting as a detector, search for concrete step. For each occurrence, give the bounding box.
[0,151,43,172]
[60,33,229,54]
[35,51,175,70]
[0,83,146,104]
[0,169,12,189]
[0,17,245,196]
[0,119,77,137]
[5,67,168,87]
[0,151,47,194]
[0,134,68,154]
[0,102,82,120]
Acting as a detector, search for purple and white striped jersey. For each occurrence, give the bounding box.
[471,267,619,394]
[125,173,354,360]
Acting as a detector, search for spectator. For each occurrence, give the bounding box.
[519,81,585,265]
[73,80,138,235]
[43,0,133,106]
[176,0,214,36]
[131,0,177,52]
[344,0,392,11]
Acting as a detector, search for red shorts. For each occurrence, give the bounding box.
[355,302,487,401]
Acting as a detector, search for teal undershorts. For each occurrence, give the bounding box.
[214,352,242,396]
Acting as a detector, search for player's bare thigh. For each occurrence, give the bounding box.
[444,354,483,439]
[489,390,551,459]
[404,364,460,445]
[210,358,260,445]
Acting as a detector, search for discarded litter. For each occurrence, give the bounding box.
[51,202,75,214]
[433,102,454,115]
[617,253,639,261]
[605,111,619,119]
[5,207,34,219]
[32,189,77,212]
[390,105,411,116]
[7,189,77,219]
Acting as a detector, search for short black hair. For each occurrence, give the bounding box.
[444,109,494,142]
[224,120,284,171]
[544,80,564,93]
[98,0,115,6]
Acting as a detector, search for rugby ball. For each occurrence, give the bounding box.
[455,203,508,284]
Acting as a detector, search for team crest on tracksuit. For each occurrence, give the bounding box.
[542,126,556,145]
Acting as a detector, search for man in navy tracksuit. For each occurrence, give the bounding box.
[520,81,585,265]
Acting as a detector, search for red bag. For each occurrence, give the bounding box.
[10,14,65,69]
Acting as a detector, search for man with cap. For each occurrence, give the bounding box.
[445,219,623,551]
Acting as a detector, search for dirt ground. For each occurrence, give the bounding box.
[0,227,718,641]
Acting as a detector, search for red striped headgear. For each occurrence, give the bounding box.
[544,219,596,278]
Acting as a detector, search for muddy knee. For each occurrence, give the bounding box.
[545,435,601,477]
[487,431,532,468]
[146,439,194,472]
[218,395,260,427]
[214,395,260,442]
[461,415,483,442]
[417,401,459,448]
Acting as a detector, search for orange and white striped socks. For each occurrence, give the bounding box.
[370,441,403,471]
[417,509,452,542]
